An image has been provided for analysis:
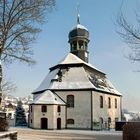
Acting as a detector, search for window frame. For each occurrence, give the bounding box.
[57,105,61,112]
[115,98,117,108]
[67,119,74,124]
[41,105,47,112]
[100,96,103,108]
[108,97,111,108]
[67,95,74,108]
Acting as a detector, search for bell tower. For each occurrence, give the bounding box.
[68,14,90,63]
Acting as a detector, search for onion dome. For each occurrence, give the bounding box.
[68,14,89,42]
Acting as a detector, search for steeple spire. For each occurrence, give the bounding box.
[76,3,80,24]
[77,14,80,24]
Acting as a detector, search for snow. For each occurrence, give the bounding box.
[50,67,96,89]
[31,90,65,105]
[87,74,121,96]
[124,114,133,121]
[70,24,88,31]
[33,67,96,93]
[33,68,59,93]
[33,53,121,96]
[52,53,104,74]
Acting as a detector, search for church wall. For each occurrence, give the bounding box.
[29,105,33,128]
[92,91,121,129]
[56,91,92,129]
[53,105,66,129]
[29,104,66,129]
[29,105,40,128]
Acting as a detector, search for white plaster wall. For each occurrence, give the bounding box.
[92,91,121,129]
[56,91,92,129]
[29,104,65,129]
[29,105,33,128]
[53,105,66,129]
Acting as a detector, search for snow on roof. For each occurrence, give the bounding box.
[33,67,95,93]
[33,68,59,93]
[87,73,122,96]
[31,90,65,105]
[33,53,121,96]
[70,24,88,31]
[51,53,104,74]
[50,67,95,89]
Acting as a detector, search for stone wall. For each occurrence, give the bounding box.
[0,131,17,140]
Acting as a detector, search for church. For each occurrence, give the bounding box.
[29,15,122,130]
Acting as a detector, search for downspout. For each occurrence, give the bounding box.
[91,90,93,130]
[65,105,67,129]
[120,96,122,121]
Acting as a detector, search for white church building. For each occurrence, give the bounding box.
[29,16,122,130]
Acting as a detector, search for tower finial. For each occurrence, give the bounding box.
[76,2,80,24]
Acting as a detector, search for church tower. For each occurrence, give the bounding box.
[68,14,90,63]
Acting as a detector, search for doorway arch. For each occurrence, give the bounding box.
[57,118,61,129]
[41,118,48,129]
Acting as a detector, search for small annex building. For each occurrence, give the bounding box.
[29,15,122,130]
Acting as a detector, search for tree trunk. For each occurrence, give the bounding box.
[0,61,2,107]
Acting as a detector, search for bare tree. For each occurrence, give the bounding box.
[0,0,55,105]
[116,11,140,62]
[2,79,16,96]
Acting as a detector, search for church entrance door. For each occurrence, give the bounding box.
[57,118,61,129]
[41,118,48,129]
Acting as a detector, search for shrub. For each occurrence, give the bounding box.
[0,118,9,131]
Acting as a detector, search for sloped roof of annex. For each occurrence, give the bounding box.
[30,90,65,105]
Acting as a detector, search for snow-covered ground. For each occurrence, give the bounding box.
[7,127,122,140]
[9,126,122,135]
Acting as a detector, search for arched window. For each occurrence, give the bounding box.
[100,117,103,124]
[100,96,103,108]
[41,105,47,112]
[115,98,117,108]
[108,97,111,108]
[67,95,74,108]
[57,106,61,112]
[108,117,111,123]
[67,119,74,124]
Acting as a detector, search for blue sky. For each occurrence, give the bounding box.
[4,0,140,111]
